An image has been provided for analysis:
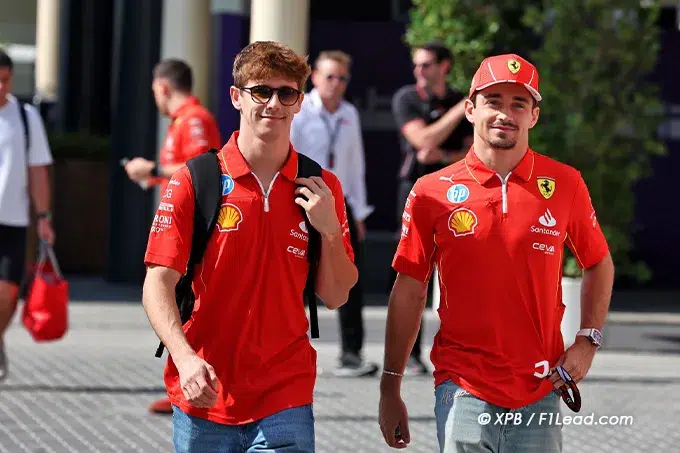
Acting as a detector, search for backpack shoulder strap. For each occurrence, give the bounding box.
[186,149,223,267]
[154,148,221,358]
[296,153,323,339]
[18,101,30,156]
[297,152,322,180]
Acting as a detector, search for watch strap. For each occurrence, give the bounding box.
[576,328,602,347]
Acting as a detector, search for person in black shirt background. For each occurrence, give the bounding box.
[390,40,474,375]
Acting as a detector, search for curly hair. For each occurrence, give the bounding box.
[233,41,311,90]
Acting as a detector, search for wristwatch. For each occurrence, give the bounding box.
[37,211,52,222]
[576,328,603,348]
[150,164,160,177]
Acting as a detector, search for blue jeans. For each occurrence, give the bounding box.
[434,380,562,453]
[172,404,315,453]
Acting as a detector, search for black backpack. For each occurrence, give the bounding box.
[154,148,323,357]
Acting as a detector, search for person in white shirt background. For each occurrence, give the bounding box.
[0,49,55,381]
[291,50,378,377]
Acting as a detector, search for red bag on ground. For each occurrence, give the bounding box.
[22,243,69,342]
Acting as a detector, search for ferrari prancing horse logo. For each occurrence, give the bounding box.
[507,59,521,74]
[537,177,555,199]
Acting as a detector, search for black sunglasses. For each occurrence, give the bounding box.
[239,85,302,106]
[414,62,435,70]
[550,366,582,413]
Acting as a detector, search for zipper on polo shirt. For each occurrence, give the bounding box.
[252,173,280,212]
[495,173,512,217]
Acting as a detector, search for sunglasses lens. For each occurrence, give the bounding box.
[278,87,299,105]
[250,86,273,103]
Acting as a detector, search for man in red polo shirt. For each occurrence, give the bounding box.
[124,59,222,194]
[124,59,222,415]
[379,54,614,452]
[142,41,357,452]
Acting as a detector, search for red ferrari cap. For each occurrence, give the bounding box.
[469,54,541,102]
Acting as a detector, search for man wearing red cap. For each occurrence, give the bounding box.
[378,54,614,452]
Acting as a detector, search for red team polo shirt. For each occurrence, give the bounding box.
[393,147,609,409]
[144,132,353,425]
[151,96,222,193]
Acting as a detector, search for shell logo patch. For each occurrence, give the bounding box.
[217,203,243,232]
[537,177,556,199]
[448,208,478,237]
[507,59,521,74]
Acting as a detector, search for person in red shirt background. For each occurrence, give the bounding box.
[142,41,357,452]
[379,54,615,452]
[124,58,222,415]
[124,59,222,194]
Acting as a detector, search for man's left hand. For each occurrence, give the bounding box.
[125,157,155,182]
[548,336,597,389]
[37,218,55,246]
[294,177,341,239]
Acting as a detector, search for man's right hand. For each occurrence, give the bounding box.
[175,353,220,408]
[379,389,410,448]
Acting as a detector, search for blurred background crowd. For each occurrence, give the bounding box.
[1,0,679,298]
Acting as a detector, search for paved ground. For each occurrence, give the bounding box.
[2,302,680,452]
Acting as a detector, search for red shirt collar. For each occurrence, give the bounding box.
[218,131,299,181]
[464,147,535,185]
[170,96,200,120]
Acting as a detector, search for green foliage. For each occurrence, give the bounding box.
[404,1,501,92]
[405,0,667,281]
[48,132,110,162]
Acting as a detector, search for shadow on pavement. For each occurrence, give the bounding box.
[645,334,680,344]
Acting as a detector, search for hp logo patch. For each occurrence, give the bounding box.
[221,174,235,196]
[447,184,470,203]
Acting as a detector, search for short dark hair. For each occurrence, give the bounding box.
[416,40,452,65]
[0,49,13,71]
[153,59,193,93]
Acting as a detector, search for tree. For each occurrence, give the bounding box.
[404,0,667,281]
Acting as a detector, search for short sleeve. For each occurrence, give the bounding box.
[391,87,422,129]
[565,174,609,270]
[144,167,195,273]
[392,179,436,282]
[26,105,53,166]
[180,115,216,161]
[324,170,355,263]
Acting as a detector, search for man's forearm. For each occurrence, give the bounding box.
[381,276,427,390]
[28,166,51,213]
[580,253,615,331]
[142,270,195,359]
[160,163,185,179]
[415,104,466,149]
[315,231,358,310]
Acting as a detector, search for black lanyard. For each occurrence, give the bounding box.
[320,113,341,169]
